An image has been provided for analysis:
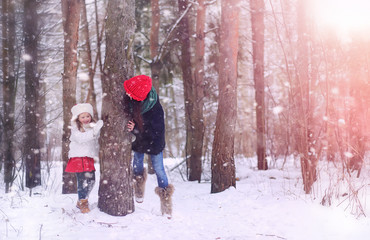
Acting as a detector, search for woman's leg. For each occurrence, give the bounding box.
[150,152,168,188]
[133,151,147,202]
[151,152,174,217]
[133,151,145,176]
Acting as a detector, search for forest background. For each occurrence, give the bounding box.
[0,0,369,217]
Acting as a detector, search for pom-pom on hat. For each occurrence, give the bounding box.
[71,103,94,122]
[124,75,152,101]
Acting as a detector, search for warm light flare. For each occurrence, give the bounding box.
[313,0,370,35]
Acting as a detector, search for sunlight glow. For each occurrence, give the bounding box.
[313,0,370,35]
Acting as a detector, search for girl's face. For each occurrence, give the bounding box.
[78,112,92,124]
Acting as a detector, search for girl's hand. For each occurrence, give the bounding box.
[127,120,135,132]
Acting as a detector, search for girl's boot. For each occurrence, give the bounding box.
[155,184,174,219]
[133,169,147,203]
[76,199,90,213]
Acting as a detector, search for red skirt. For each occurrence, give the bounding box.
[65,157,95,173]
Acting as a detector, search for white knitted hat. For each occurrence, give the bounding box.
[71,103,94,122]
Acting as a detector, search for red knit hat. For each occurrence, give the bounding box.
[124,75,152,101]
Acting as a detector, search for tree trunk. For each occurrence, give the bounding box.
[24,0,41,189]
[211,0,239,193]
[150,0,161,91]
[146,0,161,174]
[98,0,135,216]
[296,0,316,194]
[61,0,81,194]
[1,0,17,193]
[188,0,206,182]
[81,0,98,119]
[178,0,204,182]
[347,42,366,177]
[251,0,267,170]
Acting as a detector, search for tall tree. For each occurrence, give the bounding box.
[187,0,206,182]
[211,0,239,193]
[150,0,161,91]
[296,0,316,193]
[61,0,81,194]
[251,0,267,170]
[80,0,98,119]
[178,0,204,182]
[24,0,41,189]
[347,41,366,177]
[98,0,135,216]
[1,0,17,193]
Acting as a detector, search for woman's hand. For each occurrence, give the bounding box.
[127,120,135,132]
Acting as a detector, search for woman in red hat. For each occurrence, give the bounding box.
[124,75,174,218]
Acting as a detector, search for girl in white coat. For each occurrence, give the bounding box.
[65,103,103,213]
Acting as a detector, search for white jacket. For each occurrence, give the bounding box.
[68,122,102,160]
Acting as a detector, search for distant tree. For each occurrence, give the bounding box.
[1,0,17,193]
[187,0,206,182]
[347,41,366,177]
[150,0,161,91]
[211,0,239,193]
[24,0,41,189]
[251,0,267,170]
[296,0,317,193]
[61,0,81,194]
[97,0,135,216]
[80,0,98,119]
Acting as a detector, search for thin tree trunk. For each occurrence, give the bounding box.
[1,0,17,193]
[211,0,239,193]
[150,0,161,91]
[178,0,192,180]
[98,0,135,216]
[251,0,267,170]
[178,0,204,182]
[81,0,98,119]
[146,0,161,174]
[187,0,205,182]
[61,0,81,194]
[347,42,366,177]
[296,0,316,194]
[24,0,41,189]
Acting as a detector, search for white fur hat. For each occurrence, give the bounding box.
[71,103,94,122]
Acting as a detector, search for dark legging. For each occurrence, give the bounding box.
[76,171,95,200]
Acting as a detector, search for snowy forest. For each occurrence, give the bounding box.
[1,0,370,239]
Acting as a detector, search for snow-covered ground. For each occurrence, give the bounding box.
[1,156,369,240]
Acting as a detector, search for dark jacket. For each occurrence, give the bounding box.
[131,98,165,155]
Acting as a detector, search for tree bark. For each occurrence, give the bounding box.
[1,0,17,193]
[61,0,81,194]
[97,0,135,216]
[251,0,267,170]
[24,0,41,189]
[211,0,239,193]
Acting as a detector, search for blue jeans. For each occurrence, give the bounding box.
[76,171,95,200]
[133,151,168,188]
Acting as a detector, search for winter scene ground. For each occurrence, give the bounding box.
[1,155,370,240]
